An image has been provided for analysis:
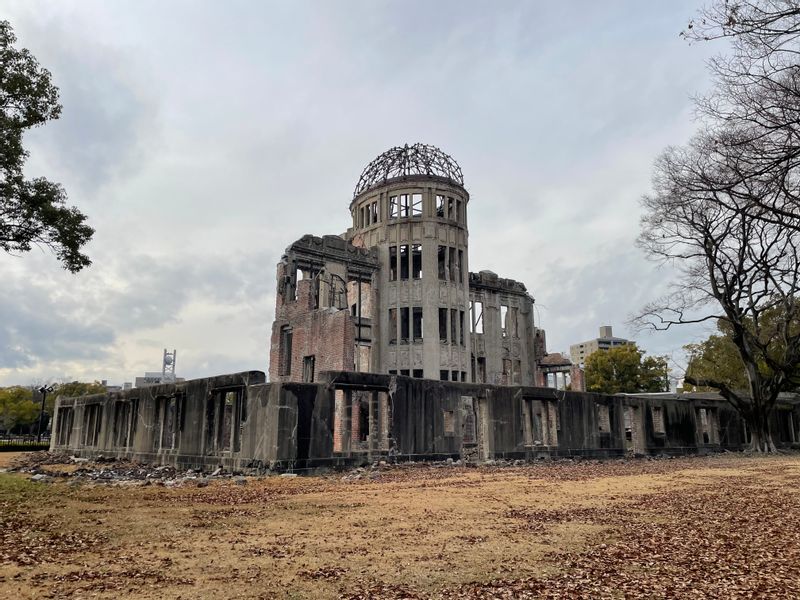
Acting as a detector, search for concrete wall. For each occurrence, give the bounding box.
[50,371,323,471]
[51,370,800,472]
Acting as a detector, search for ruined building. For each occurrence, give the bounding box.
[50,144,800,470]
[269,143,537,387]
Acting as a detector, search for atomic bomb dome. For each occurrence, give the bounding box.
[353,143,464,199]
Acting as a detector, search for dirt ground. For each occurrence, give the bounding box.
[0,452,25,469]
[1,454,799,599]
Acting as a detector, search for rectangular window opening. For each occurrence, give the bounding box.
[501,305,509,338]
[359,398,370,443]
[412,306,423,341]
[438,245,446,280]
[502,358,512,377]
[389,246,397,281]
[439,307,448,342]
[400,244,410,280]
[461,396,476,444]
[219,392,234,451]
[280,326,293,376]
[160,397,177,450]
[598,404,611,433]
[411,244,422,279]
[399,194,410,217]
[440,370,449,381]
[477,357,486,383]
[450,308,457,345]
[303,355,315,383]
[411,193,422,216]
[389,195,398,218]
[472,300,484,334]
[436,194,445,218]
[58,406,75,446]
[400,307,410,343]
[443,410,455,436]
[652,406,665,434]
[511,307,518,337]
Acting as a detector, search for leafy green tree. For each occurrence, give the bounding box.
[585,345,669,395]
[685,331,749,394]
[0,20,93,272]
[685,312,800,395]
[640,354,671,393]
[42,380,106,414]
[0,386,37,432]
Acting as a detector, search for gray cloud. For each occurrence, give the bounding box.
[12,12,158,199]
[0,248,275,383]
[0,276,115,369]
[0,0,720,385]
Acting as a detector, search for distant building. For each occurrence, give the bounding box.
[101,380,132,393]
[134,349,184,388]
[569,325,632,366]
[134,372,185,388]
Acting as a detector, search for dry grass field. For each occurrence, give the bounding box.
[1,454,799,599]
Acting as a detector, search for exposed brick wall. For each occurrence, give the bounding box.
[269,278,356,383]
[346,281,373,319]
[570,365,586,392]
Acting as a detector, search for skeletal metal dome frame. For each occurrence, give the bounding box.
[353,143,464,198]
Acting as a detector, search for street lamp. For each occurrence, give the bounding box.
[36,385,54,443]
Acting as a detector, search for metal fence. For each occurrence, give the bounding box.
[0,435,50,450]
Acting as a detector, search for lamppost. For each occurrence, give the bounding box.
[36,385,54,443]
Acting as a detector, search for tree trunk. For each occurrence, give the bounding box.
[745,410,777,453]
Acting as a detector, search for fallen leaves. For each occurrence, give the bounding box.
[2,454,800,598]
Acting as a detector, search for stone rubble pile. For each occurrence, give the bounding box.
[5,452,259,488]
[5,450,681,486]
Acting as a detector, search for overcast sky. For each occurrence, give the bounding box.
[0,0,721,386]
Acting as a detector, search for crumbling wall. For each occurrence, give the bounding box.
[50,371,294,471]
[390,377,463,458]
[551,391,626,457]
[269,234,379,383]
[51,369,800,472]
[469,271,537,387]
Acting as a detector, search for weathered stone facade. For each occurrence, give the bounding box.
[50,370,800,471]
[271,144,538,386]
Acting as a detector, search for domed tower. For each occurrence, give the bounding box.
[347,144,471,381]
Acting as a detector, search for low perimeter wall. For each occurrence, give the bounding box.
[50,370,800,472]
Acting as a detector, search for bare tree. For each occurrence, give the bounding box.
[637,129,800,451]
[681,1,800,226]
